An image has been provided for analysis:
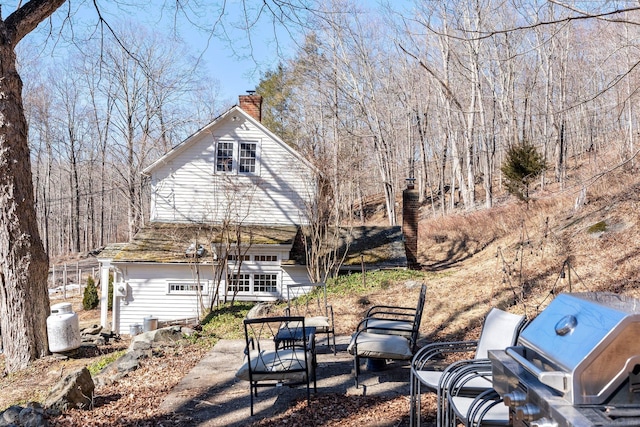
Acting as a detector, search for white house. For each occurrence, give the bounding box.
[98,94,408,335]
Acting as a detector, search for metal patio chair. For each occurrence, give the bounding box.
[235,316,317,416]
[445,359,510,427]
[361,284,427,339]
[347,284,427,388]
[285,282,336,354]
[409,307,526,427]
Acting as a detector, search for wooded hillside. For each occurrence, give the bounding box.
[24,1,640,259]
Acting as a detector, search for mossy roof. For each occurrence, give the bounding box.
[105,222,299,263]
[101,223,407,269]
[337,226,407,269]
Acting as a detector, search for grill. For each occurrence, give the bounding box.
[490,292,640,427]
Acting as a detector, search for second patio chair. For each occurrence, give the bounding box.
[409,307,526,427]
[347,284,427,387]
[285,282,336,354]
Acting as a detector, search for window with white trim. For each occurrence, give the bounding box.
[214,140,260,175]
[168,281,208,295]
[216,142,234,172]
[254,274,278,293]
[239,142,257,173]
[227,272,279,295]
[254,254,278,262]
[228,254,250,261]
[228,274,251,293]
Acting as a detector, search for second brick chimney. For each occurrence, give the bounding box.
[238,92,262,122]
[402,178,419,269]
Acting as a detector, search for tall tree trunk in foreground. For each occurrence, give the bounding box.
[0,0,66,373]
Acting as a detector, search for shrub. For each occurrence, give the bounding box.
[108,273,114,311]
[83,276,99,310]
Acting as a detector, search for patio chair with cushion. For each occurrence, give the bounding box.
[360,283,427,339]
[347,284,427,388]
[285,282,336,354]
[445,359,510,427]
[235,316,317,416]
[409,307,526,427]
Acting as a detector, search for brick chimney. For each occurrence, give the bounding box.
[402,178,419,268]
[238,92,262,122]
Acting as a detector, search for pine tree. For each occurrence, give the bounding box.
[501,142,546,202]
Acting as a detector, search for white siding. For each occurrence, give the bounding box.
[282,265,312,290]
[113,251,313,335]
[150,114,315,225]
[116,264,215,335]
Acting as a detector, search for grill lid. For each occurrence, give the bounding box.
[515,292,640,404]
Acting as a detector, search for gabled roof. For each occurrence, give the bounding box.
[142,105,317,176]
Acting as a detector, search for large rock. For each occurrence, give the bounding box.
[92,349,150,387]
[44,367,94,412]
[129,326,183,351]
[246,302,274,319]
[18,403,47,427]
[0,403,49,427]
[1,405,22,425]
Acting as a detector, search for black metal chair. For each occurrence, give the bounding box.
[361,284,427,339]
[235,316,316,415]
[347,284,427,388]
[285,282,336,354]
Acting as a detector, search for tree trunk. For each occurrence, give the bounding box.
[0,0,66,372]
[0,42,50,372]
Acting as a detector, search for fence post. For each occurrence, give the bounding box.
[63,263,67,299]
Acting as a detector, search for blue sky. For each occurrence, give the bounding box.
[181,18,292,102]
[15,1,298,104]
[18,1,402,104]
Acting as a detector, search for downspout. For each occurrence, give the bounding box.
[99,259,111,329]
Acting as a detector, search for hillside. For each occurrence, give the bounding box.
[1,164,638,426]
[413,164,640,341]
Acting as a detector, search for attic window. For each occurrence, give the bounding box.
[239,142,257,173]
[214,139,260,175]
[216,142,234,172]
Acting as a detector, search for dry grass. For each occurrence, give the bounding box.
[414,164,640,333]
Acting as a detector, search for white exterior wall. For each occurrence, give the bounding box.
[113,248,312,335]
[149,114,315,226]
[114,263,214,335]
[281,265,312,291]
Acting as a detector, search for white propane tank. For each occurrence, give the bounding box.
[47,302,81,353]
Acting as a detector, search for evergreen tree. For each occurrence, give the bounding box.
[256,64,297,144]
[82,276,99,310]
[501,142,546,202]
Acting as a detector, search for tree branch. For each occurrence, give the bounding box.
[5,0,66,44]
